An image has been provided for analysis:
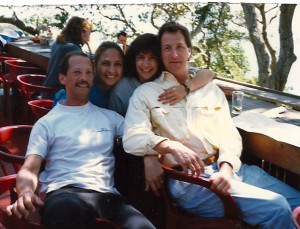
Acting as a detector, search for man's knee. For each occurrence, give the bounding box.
[41,192,93,229]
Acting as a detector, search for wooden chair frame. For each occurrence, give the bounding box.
[160,164,246,229]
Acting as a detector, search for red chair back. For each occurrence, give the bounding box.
[17,74,57,101]
[0,53,20,117]
[4,59,45,82]
[0,125,32,176]
[28,100,53,121]
[0,53,18,77]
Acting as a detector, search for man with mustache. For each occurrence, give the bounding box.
[5,51,155,229]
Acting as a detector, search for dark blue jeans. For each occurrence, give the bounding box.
[40,186,155,229]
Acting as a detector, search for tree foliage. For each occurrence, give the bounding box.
[242,3,297,90]
[0,3,297,91]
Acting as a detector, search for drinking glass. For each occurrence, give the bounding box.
[232,91,244,115]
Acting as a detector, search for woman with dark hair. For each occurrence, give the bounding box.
[42,16,92,98]
[108,33,214,117]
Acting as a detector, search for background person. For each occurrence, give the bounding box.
[5,51,155,229]
[123,21,300,229]
[117,31,129,53]
[42,16,92,99]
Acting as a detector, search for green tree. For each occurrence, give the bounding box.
[0,3,297,91]
[191,3,249,81]
[242,3,297,91]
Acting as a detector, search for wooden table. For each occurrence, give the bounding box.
[215,78,300,188]
[5,38,50,71]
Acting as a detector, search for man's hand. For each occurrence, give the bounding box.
[144,155,164,197]
[5,191,44,220]
[168,140,205,176]
[209,162,232,195]
[157,85,186,105]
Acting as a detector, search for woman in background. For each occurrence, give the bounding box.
[42,16,92,99]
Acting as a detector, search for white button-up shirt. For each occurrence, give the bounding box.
[123,71,242,172]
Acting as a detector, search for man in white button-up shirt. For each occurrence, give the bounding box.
[123,21,300,228]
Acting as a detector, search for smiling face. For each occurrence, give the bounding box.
[95,48,123,89]
[161,31,191,82]
[59,55,94,105]
[135,51,158,83]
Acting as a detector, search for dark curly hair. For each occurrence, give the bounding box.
[56,16,92,46]
[123,33,163,82]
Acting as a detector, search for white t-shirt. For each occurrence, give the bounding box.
[26,101,124,195]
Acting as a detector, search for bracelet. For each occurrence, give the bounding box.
[182,83,190,94]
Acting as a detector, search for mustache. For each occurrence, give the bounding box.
[75,80,91,88]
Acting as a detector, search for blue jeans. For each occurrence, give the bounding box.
[169,162,300,229]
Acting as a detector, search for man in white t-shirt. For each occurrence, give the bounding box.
[5,51,155,229]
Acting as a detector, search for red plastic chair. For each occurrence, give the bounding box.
[5,60,45,83]
[160,164,250,229]
[0,175,120,229]
[0,53,19,116]
[0,125,32,176]
[17,75,57,101]
[4,60,46,124]
[28,99,53,122]
[17,74,57,124]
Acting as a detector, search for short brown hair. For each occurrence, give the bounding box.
[158,21,192,49]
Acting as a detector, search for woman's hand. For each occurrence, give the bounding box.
[144,155,164,197]
[157,85,186,105]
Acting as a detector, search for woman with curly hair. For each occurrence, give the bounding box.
[42,16,92,99]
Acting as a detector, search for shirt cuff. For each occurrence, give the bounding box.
[217,153,242,173]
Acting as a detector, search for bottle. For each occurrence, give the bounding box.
[46,27,53,46]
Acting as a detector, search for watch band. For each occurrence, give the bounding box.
[182,83,190,94]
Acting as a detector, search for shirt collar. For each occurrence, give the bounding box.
[158,71,193,84]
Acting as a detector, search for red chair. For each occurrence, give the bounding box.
[4,60,46,124]
[28,99,53,122]
[5,60,45,83]
[293,206,300,227]
[0,175,119,229]
[160,164,251,229]
[17,74,57,124]
[0,53,19,117]
[17,74,57,102]
[0,125,32,176]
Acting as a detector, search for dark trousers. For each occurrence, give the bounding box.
[40,186,155,229]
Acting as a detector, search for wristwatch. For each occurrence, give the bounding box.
[182,83,190,94]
